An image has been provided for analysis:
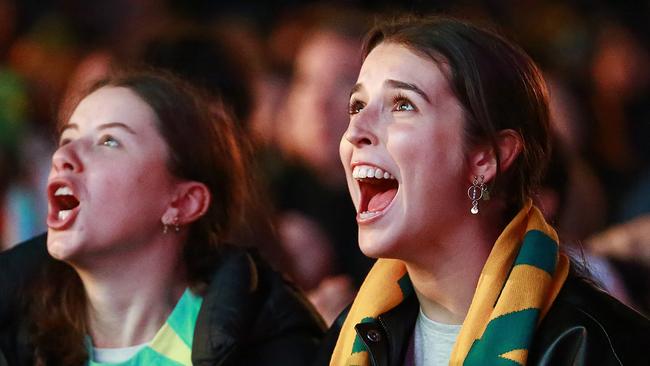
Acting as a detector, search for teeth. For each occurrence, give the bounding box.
[58,210,71,221]
[352,165,396,180]
[359,210,381,220]
[54,186,73,196]
[359,167,368,178]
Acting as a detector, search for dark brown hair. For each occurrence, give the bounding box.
[30,69,252,365]
[363,15,551,217]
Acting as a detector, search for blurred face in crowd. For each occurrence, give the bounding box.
[46,86,179,267]
[285,31,361,185]
[340,43,469,260]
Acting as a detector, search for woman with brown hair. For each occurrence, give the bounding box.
[0,69,323,365]
[315,16,648,366]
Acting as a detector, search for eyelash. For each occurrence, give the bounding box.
[56,135,122,149]
[99,135,120,148]
[348,99,365,115]
[392,93,416,112]
[348,93,417,116]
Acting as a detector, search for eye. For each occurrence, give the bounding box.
[99,135,120,148]
[348,99,365,115]
[58,138,71,147]
[392,94,416,112]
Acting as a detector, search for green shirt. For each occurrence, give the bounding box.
[87,288,203,366]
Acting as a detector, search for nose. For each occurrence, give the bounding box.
[344,110,379,147]
[51,142,83,173]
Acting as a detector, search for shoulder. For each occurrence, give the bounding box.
[0,233,50,366]
[0,233,49,324]
[0,233,48,284]
[530,272,650,365]
[192,245,325,366]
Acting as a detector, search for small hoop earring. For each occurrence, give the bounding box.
[468,175,488,215]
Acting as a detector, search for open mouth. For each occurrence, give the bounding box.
[353,165,399,221]
[47,183,80,229]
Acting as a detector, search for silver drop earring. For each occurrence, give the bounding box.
[468,175,487,214]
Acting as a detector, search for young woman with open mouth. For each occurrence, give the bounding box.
[315,16,648,366]
[0,70,324,366]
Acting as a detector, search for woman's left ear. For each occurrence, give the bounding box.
[467,129,523,182]
[165,181,211,225]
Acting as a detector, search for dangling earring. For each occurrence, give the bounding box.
[163,216,181,234]
[173,216,180,233]
[467,175,488,214]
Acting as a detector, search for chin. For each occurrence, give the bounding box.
[358,232,401,260]
[46,238,70,261]
[46,230,79,262]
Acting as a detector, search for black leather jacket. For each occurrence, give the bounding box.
[313,271,649,366]
[0,234,325,366]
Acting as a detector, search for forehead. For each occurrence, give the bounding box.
[66,86,158,132]
[357,42,453,98]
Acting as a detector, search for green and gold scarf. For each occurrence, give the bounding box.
[330,200,569,365]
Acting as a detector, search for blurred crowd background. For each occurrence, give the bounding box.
[0,0,648,323]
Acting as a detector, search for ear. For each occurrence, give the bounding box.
[162,181,211,226]
[467,129,523,183]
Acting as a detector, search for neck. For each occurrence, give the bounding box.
[75,236,188,348]
[404,211,504,325]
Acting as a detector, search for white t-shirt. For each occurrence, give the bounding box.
[92,343,149,363]
[413,308,462,366]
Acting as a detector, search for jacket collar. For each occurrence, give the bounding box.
[354,290,419,366]
[191,247,262,365]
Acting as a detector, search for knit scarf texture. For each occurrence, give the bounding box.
[330,200,569,366]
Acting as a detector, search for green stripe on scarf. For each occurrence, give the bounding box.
[464,309,539,365]
[514,230,558,275]
[397,273,414,298]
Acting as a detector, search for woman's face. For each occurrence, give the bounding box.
[340,43,470,260]
[46,86,179,265]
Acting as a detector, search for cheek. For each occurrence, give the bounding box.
[387,125,466,204]
[389,122,464,164]
[339,135,352,165]
[339,140,358,204]
[136,168,167,191]
[104,160,172,208]
[385,124,432,166]
[137,162,176,199]
[47,166,56,180]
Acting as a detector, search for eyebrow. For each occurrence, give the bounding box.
[349,83,363,97]
[60,122,137,135]
[349,80,432,104]
[385,79,431,103]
